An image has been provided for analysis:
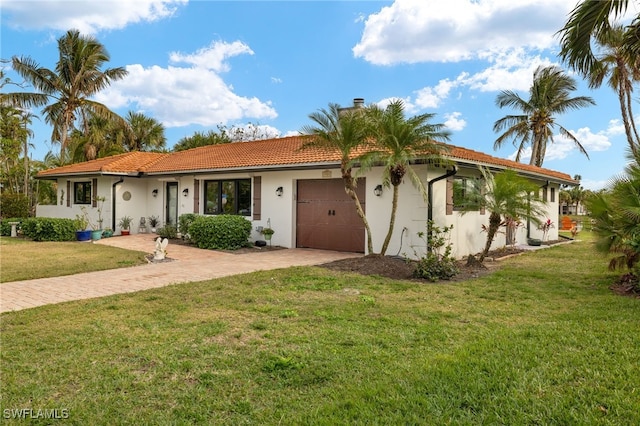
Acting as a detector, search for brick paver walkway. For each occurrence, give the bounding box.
[1,234,361,313]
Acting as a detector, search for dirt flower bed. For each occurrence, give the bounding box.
[319,246,527,282]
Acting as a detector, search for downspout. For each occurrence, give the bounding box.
[427,166,457,252]
[112,177,124,229]
[427,166,457,224]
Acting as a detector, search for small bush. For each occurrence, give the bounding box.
[156,224,178,239]
[178,213,198,239]
[20,217,76,241]
[413,221,459,282]
[189,214,252,250]
[1,218,24,236]
[0,193,30,219]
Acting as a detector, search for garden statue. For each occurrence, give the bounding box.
[153,237,169,261]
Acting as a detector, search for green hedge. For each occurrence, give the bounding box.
[189,215,252,250]
[20,217,77,242]
[178,213,198,239]
[0,218,24,236]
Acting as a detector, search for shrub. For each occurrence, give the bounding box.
[156,224,178,239]
[413,221,459,282]
[189,214,252,250]
[178,213,198,239]
[20,217,76,241]
[1,218,24,236]
[0,193,30,219]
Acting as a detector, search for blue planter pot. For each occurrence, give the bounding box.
[76,230,92,242]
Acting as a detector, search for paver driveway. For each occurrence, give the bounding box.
[0,234,361,313]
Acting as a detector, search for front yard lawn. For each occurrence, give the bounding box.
[1,237,638,424]
[0,237,147,282]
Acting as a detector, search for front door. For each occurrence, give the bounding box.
[166,182,178,226]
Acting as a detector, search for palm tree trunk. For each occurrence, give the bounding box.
[617,78,639,157]
[478,212,502,262]
[380,183,399,255]
[624,84,640,153]
[343,176,375,254]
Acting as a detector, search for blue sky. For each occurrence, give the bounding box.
[2,0,638,190]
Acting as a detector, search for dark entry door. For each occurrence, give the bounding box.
[166,182,178,226]
[296,179,365,252]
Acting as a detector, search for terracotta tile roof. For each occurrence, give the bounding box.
[446,145,577,183]
[36,135,576,184]
[141,135,339,173]
[37,152,169,177]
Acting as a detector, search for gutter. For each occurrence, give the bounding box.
[112,177,124,229]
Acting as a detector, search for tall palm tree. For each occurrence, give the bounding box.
[122,111,166,152]
[459,168,547,263]
[558,0,637,77]
[493,66,595,167]
[588,24,640,156]
[301,103,375,254]
[4,29,128,154]
[362,100,450,255]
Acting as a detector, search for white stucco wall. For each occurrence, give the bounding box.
[36,166,562,259]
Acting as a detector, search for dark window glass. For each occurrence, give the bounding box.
[550,187,556,202]
[74,182,92,204]
[204,179,251,216]
[204,181,219,214]
[453,177,477,210]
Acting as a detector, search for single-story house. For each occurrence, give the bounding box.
[36,135,576,259]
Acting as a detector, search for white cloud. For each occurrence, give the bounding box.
[509,124,615,163]
[394,51,556,111]
[169,41,253,72]
[444,112,466,131]
[414,79,457,108]
[95,41,277,128]
[2,0,187,33]
[375,96,419,114]
[353,0,571,65]
[460,50,556,92]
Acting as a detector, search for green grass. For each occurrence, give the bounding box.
[0,237,147,282]
[1,236,639,424]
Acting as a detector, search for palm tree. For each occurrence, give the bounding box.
[122,111,166,152]
[493,66,595,167]
[362,100,450,255]
[459,168,547,263]
[586,149,640,278]
[4,29,127,154]
[588,24,640,156]
[301,103,375,254]
[558,0,637,77]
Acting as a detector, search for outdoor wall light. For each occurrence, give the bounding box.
[182,188,189,197]
[152,189,158,197]
[276,186,283,197]
[374,184,383,197]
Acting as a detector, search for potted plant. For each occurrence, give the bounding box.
[261,227,275,243]
[118,215,133,235]
[75,213,91,242]
[102,227,113,238]
[148,215,159,233]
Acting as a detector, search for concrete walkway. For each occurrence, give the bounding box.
[0,234,361,314]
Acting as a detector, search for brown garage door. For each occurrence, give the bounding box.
[296,178,366,253]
